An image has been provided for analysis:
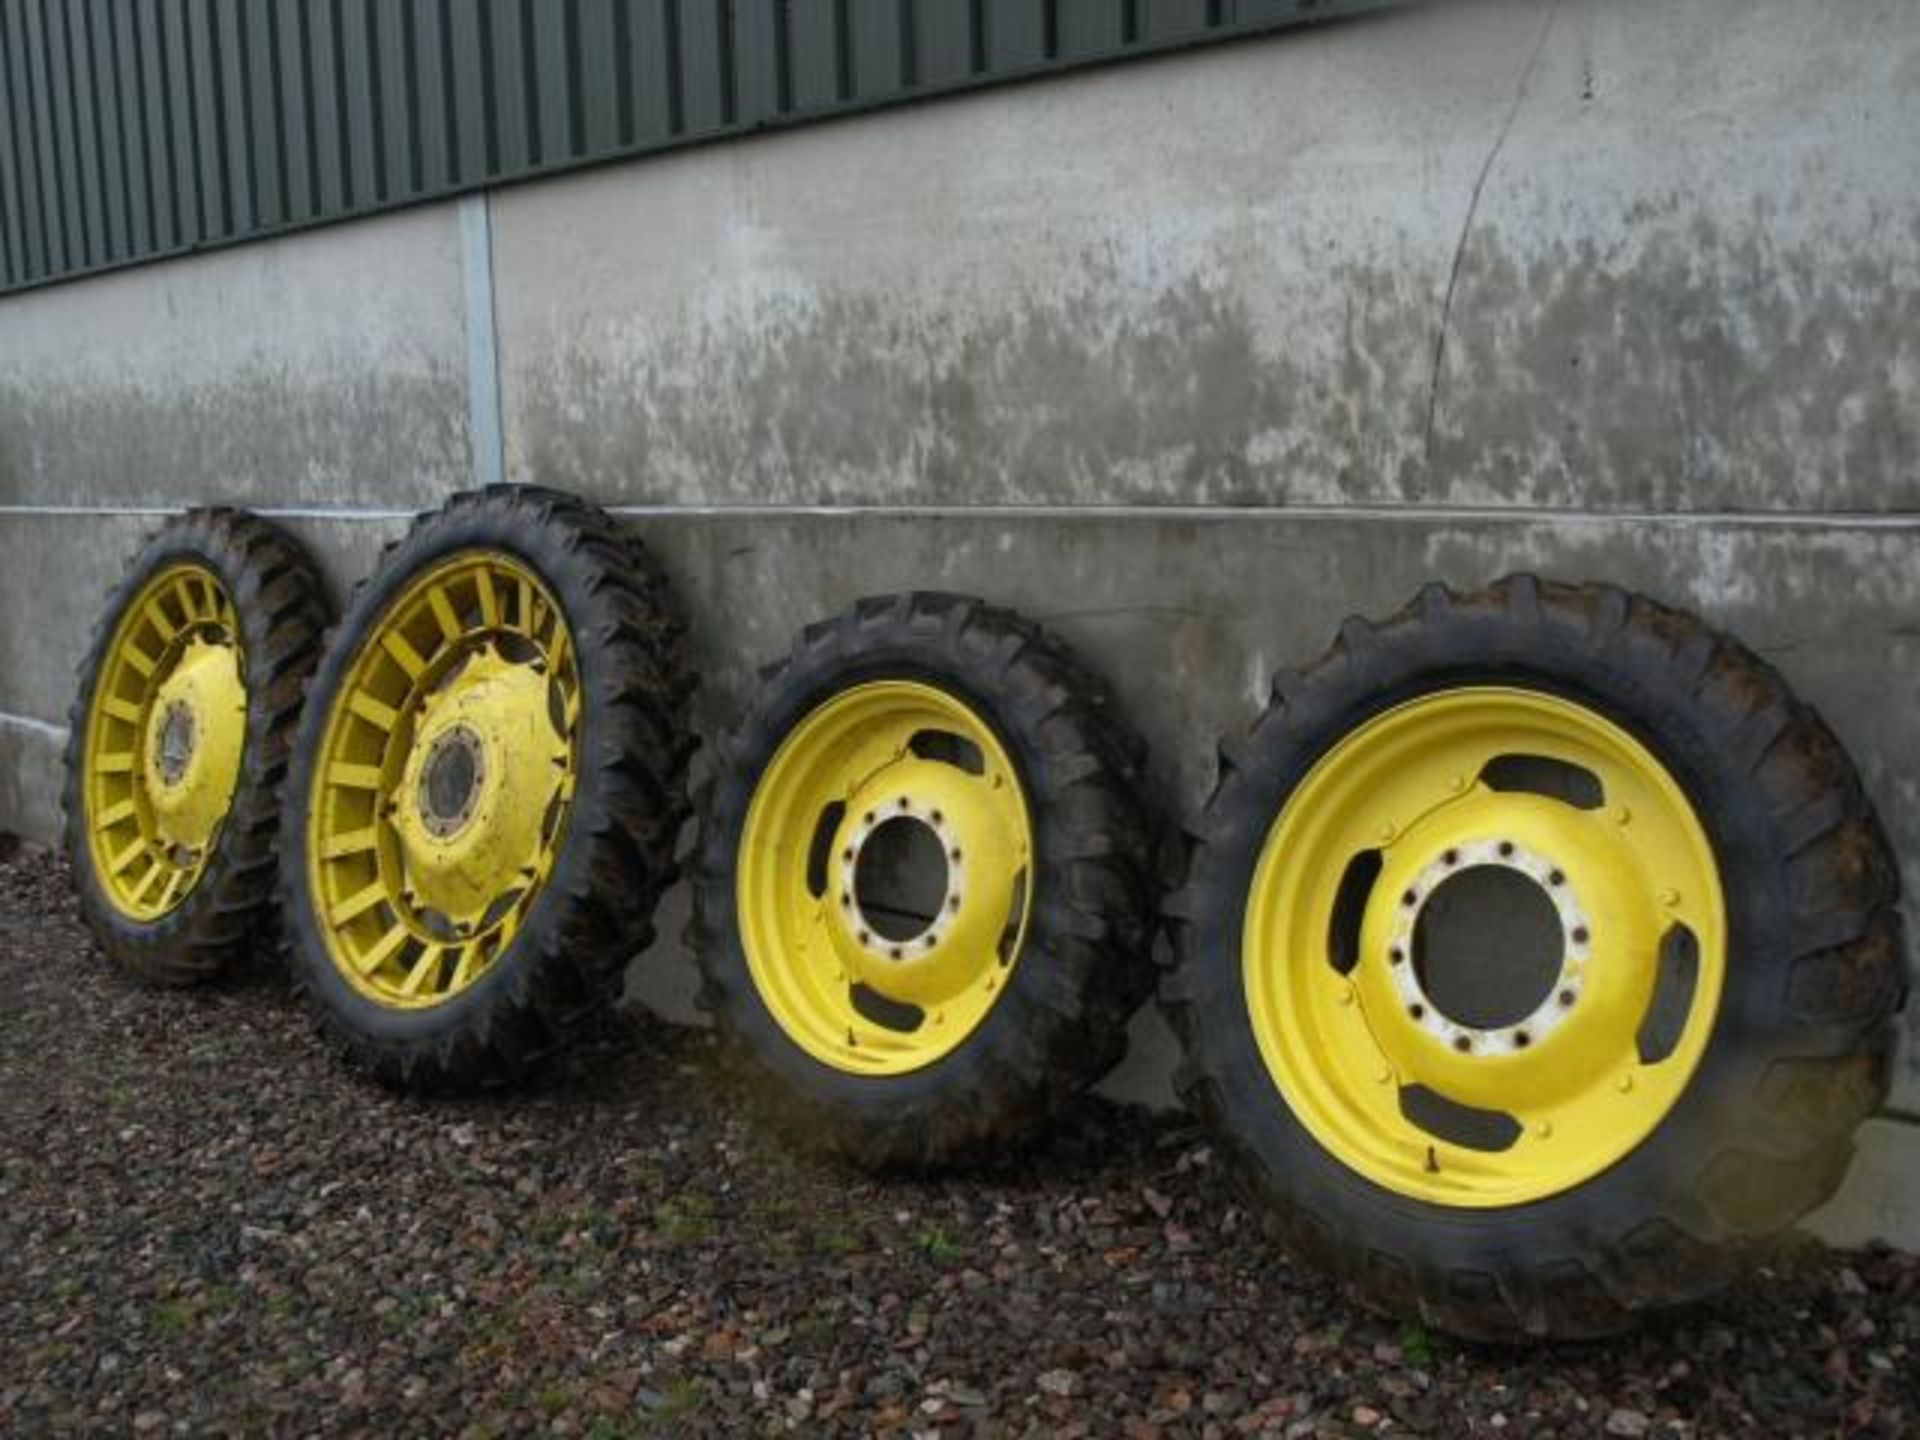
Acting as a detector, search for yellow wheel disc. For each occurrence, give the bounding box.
[82,563,247,920]
[737,681,1035,1076]
[1245,688,1727,1208]
[305,552,580,1009]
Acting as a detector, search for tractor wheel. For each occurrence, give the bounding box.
[1164,576,1905,1341]
[694,593,1158,1167]
[64,509,329,985]
[281,486,692,1091]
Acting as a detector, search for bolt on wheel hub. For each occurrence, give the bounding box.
[153,700,197,787]
[417,724,487,839]
[1387,837,1590,1058]
[838,798,963,959]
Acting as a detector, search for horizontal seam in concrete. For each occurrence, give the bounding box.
[0,711,69,742]
[5,502,1920,530]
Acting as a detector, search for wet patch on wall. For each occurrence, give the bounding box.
[510,211,1918,515]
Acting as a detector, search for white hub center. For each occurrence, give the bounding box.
[1386,837,1591,1056]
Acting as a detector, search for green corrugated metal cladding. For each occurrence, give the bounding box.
[0,0,1393,295]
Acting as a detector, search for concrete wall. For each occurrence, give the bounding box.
[1,0,1914,1244]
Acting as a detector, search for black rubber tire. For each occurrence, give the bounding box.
[1164,575,1906,1342]
[62,508,330,986]
[280,486,694,1092]
[693,592,1159,1168]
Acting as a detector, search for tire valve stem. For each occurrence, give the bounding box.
[1425,1145,1441,1175]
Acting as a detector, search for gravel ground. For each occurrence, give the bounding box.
[2,844,1915,1438]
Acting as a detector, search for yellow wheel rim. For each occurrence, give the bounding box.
[1245,688,1727,1208]
[83,563,247,921]
[738,681,1035,1076]
[305,552,580,1009]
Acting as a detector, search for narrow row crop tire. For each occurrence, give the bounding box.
[280,485,695,1091]
[1164,575,1906,1341]
[64,508,330,985]
[693,592,1160,1167]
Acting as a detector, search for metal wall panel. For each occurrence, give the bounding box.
[0,0,1394,294]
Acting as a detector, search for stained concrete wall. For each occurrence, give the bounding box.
[0,0,1914,1245]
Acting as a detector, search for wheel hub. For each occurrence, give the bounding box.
[140,637,247,853]
[154,701,197,786]
[417,725,487,839]
[826,758,1022,1003]
[1386,837,1590,1059]
[391,647,567,927]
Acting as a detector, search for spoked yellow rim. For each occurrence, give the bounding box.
[1245,688,1727,1208]
[83,563,247,921]
[306,552,580,1009]
[738,681,1035,1076]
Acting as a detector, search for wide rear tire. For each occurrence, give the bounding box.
[1165,576,1904,1340]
